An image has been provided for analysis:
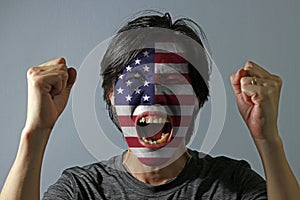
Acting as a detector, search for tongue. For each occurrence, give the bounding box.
[146,132,163,141]
[136,123,165,138]
[136,122,172,143]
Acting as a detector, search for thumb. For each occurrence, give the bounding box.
[66,67,77,91]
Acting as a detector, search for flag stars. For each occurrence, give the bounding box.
[143,80,150,87]
[134,87,141,94]
[135,58,141,65]
[126,65,132,72]
[143,94,150,102]
[116,87,124,94]
[143,50,150,57]
[125,80,133,87]
[134,72,141,78]
[143,65,150,72]
[118,74,124,79]
[125,94,132,102]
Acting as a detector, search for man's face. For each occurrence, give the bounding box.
[113,45,198,166]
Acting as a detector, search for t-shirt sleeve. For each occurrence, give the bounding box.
[42,171,74,200]
[235,160,267,200]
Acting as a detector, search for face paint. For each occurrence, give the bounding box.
[114,43,198,167]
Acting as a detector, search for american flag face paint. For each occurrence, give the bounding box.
[114,43,198,166]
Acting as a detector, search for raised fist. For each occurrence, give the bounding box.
[230,61,282,141]
[25,58,76,131]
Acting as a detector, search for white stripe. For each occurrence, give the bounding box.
[115,105,195,116]
[155,63,188,74]
[155,84,194,95]
[130,147,179,158]
[154,42,185,53]
[122,127,190,137]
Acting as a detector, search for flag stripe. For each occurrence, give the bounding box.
[155,53,187,64]
[125,137,184,149]
[121,127,189,137]
[154,63,189,73]
[154,95,196,105]
[154,42,185,54]
[114,93,196,105]
[118,115,192,127]
[115,105,195,116]
[155,73,191,84]
[155,85,195,95]
[130,148,180,158]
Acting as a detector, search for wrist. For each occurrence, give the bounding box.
[251,124,280,144]
[254,133,284,163]
[20,127,52,155]
[22,124,52,137]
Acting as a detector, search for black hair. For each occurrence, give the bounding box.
[101,11,211,131]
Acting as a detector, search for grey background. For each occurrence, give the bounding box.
[1,0,299,196]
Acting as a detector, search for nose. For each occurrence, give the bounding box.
[154,85,178,105]
[154,84,166,105]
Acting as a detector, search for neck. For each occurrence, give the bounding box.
[123,148,191,186]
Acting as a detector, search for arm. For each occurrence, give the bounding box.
[0,58,76,200]
[230,61,300,199]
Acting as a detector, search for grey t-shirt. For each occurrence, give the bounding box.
[43,149,267,199]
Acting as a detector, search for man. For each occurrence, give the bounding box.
[1,12,299,199]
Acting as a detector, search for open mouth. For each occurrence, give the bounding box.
[135,112,173,148]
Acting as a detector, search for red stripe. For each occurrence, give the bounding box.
[155,53,187,63]
[118,116,192,127]
[154,95,196,105]
[155,73,191,84]
[125,136,184,148]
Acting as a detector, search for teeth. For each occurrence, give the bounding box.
[142,137,148,143]
[139,117,146,123]
[146,118,152,123]
[158,118,163,123]
[138,116,168,124]
[141,133,170,145]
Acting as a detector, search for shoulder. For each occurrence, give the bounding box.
[188,149,251,170]
[188,149,265,185]
[43,154,123,199]
[187,149,266,198]
[62,154,122,180]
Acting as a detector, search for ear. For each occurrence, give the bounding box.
[109,89,115,105]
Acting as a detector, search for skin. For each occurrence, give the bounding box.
[230,61,300,199]
[0,58,76,200]
[0,58,299,199]
[114,59,196,177]
[122,141,191,185]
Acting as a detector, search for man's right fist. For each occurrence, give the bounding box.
[25,58,76,131]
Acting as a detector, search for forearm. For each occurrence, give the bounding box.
[255,132,300,200]
[0,128,51,200]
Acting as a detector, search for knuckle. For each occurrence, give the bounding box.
[27,66,39,77]
[56,63,67,71]
[245,61,253,68]
[240,77,248,85]
[56,57,66,64]
[246,60,252,66]
[273,75,282,87]
[277,76,283,86]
